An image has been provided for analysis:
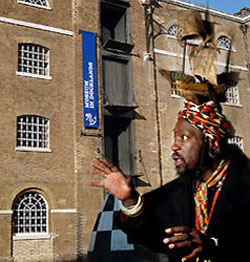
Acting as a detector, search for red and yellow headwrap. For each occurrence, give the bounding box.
[178,100,231,141]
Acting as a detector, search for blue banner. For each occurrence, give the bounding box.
[82,31,99,128]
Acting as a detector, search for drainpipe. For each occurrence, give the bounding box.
[151,18,164,187]
[142,2,164,186]
[240,24,250,86]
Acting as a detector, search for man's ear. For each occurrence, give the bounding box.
[208,138,221,158]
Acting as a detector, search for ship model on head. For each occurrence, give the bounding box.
[159,9,239,107]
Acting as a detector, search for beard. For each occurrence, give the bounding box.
[172,152,188,176]
[172,152,199,177]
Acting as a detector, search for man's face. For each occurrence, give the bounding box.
[171,118,204,175]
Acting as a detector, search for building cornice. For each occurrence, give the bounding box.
[154,48,249,72]
[161,0,250,24]
[0,16,74,36]
[50,209,77,214]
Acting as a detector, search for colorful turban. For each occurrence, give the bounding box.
[178,100,230,140]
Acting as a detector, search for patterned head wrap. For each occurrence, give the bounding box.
[178,100,230,140]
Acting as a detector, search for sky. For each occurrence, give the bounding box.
[186,0,249,15]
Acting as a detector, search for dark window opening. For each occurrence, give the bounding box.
[101,2,127,44]
[102,57,132,106]
[104,115,134,175]
[101,1,135,179]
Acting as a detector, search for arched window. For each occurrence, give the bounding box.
[167,24,179,37]
[216,36,232,50]
[18,43,50,77]
[13,191,48,235]
[16,115,51,152]
[17,0,49,8]
[228,136,244,151]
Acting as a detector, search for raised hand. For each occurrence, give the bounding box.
[89,159,138,205]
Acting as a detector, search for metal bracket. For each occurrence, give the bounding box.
[80,130,103,138]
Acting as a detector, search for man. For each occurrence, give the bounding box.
[90,100,250,262]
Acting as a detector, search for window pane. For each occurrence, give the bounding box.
[217,36,232,50]
[17,115,50,150]
[18,44,49,76]
[225,80,240,105]
[18,0,49,7]
[13,192,48,234]
[228,136,244,151]
[168,24,178,37]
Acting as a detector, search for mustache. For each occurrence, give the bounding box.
[172,152,185,161]
[172,152,188,168]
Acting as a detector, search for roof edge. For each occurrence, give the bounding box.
[161,0,250,23]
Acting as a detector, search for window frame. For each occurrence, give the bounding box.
[104,113,136,176]
[167,24,179,39]
[170,82,181,98]
[102,54,133,106]
[228,136,244,152]
[12,191,50,240]
[17,0,52,10]
[17,43,52,80]
[222,80,241,107]
[100,0,130,45]
[216,35,235,51]
[16,115,52,153]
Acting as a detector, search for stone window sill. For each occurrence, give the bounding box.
[13,234,51,241]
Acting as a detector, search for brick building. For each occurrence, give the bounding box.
[0,0,249,261]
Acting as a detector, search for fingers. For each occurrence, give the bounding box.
[89,159,112,187]
[91,165,108,178]
[93,159,112,175]
[163,233,191,250]
[189,230,202,245]
[90,159,132,199]
[181,248,201,262]
[103,159,120,172]
[168,240,192,250]
[88,182,104,188]
[164,227,192,249]
[91,159,121,177]
[166,226,191,235]
[163,233,188,245]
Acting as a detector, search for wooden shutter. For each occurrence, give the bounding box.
[103,57,131,106]
[104,116,134,174]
